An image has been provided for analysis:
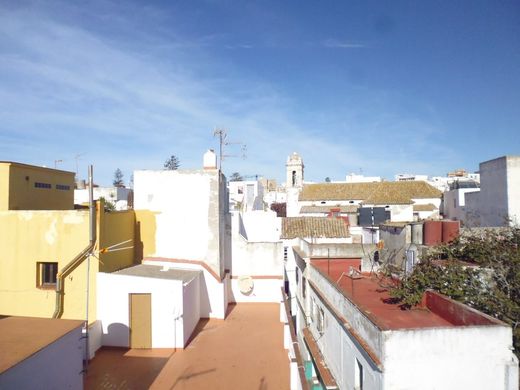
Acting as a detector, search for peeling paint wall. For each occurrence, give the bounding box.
[0,210,97,321]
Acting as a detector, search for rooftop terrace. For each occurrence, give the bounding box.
[86,303,289,389]
[311,260,504,331]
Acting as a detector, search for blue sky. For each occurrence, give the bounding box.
[1,1,519,186]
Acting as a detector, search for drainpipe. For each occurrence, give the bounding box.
[53,165,97,319]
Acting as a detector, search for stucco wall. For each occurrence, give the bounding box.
[142,260,227,319]
[0,210,97,321]
[134,169,227,279]
[384,326,518,390]
[97,271,201,348]
[0,325,83,389]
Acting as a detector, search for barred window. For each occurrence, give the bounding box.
[34,182,51,189]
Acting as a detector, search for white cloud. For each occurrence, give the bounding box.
[0,1,457,185]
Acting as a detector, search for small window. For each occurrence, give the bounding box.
[56,184,70,191]
[283,246,288,261]
[34,182,51,189]
[302,276,307,298]
[38,262,58,287]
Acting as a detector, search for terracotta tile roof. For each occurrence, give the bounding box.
[300,181,441,204]
[413,203,437,212]
[299,205,359,214]
[281,217,349,239]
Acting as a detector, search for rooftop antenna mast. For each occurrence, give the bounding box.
[213,128,246,170]
[75,153,85,177]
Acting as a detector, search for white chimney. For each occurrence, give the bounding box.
[203,149,217,170]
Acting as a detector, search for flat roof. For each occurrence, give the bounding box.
[114,264,201,283]
[0,316,83,374]
[0,161,75,175]
[311,261,504,330]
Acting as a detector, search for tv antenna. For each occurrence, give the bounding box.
[74,153,86,177]
[213,128,246,170]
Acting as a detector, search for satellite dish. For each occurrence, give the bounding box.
[237,276,254,296]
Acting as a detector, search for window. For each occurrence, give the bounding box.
[283,246,288,261]
[34,182,51,189]
[38,262,58,287]
[292,170,296,186]
[302,276,307,298]
[56,184,70,191]
[316,307,325,334]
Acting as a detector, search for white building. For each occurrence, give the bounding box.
[442,180,480,224]
[97,265,202,349]
[228,180,265,212]
[282,239,519,390]
[465,156,520,227]
[395,173,429,182]
[75,186,133,210]
[94,150,233,352]
[345,173,382,183]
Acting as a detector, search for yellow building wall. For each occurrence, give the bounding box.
[2,163,74,210]
[134,210,158,260]
[0,164,9,210]
[0,210,98,321]
[99,209,136,273]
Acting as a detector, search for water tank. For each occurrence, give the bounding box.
[423,220,442,246]
[411,223,423,245]
[442,220,460,243]
[203,149,217,170]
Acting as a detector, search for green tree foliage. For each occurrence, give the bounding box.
[164,155,180,170]
[325,177,331,183]
[229,172,243,181]
[390,226,520,356]
[113,168,124,187]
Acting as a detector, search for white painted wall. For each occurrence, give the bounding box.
[229,278,283,303]
[182,274,201,346]
[0,326,83,389]
[384,326,518,390]
[479,157,511,226]
[75,187,132,207]
[142,260,227,319]
[506,156,520,226]
[238,210,281,242]
[443,188,480,222]
[97,271,201,348]
[134,169,227,279]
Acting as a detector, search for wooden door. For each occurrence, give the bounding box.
[129,293,152,348]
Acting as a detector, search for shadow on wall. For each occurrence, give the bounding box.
[103,322,130,348]
[134,211,158,261]
[85,346,172,389]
